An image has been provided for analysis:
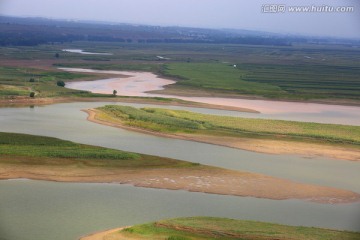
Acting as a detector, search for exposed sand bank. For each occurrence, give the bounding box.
[1,162,359,204]
[85,109,360,162]
[80,227,128,240]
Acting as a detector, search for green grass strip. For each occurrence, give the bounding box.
[0,132,200,169]
[98,105,360,145]
[120,217,360,240]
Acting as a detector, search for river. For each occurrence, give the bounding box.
[2,68,360,239]
[0,102,360,240]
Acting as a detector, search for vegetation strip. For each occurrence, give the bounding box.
[1,132,359,203]
[80,217,360,240]
[89,105,360,161]
[96,105,360,144]
[0,132,197,168]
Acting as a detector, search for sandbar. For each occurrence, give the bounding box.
[1,162,359,204]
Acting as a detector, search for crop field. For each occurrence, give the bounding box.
[162,62,360,100]
[113,217,360,240]
[97,105,360,145]
[0,132,198,168]
[161,62,285,97]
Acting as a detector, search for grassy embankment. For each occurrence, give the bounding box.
[0,132,197,169]
[96,105,360,145]
[87,217,360,240]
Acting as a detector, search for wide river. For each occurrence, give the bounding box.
[0,102,360,240]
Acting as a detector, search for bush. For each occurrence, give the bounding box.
[29,92,35,98]
[167,236,190,240]
[56,80,65,87]
[29,78,35,82]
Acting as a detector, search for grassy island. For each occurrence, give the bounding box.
[89,105,360,161]
[81,217,360,240]
[96,105,360,144]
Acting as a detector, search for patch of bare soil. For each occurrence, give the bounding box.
[79,227,128,240]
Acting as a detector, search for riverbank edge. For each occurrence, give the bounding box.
[0,96,258,113]
[85,108,360,162]
[79,227,129,240]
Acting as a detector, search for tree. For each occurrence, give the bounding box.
[29,78,35,82]
[113,89,117,96]
[55,53,60,58]
[57,80,65,87]
[29,92,35,98]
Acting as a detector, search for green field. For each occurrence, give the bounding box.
[0,66,100,98]
[112,217,360,240]
[161,62,285,97]
[161,62,360,100]
[1,42,359,102]
[0,132,199,169]
[97,105,360,145]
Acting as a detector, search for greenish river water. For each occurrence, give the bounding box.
[0,102,359,240]
[1,179,359,240]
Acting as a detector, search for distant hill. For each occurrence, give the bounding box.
[0,16,358,46]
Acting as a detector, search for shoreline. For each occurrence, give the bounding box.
[85,109,360,162]
[79,227,128,240]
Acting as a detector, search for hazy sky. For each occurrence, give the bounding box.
[1,0,359,38]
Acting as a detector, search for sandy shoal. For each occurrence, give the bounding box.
[1,161,359,204]
[85,109,360,162]
[79,227,128,240]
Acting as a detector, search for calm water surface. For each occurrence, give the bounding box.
[0,102,360,240]
[1,180,360,240]
[62,49,113,55]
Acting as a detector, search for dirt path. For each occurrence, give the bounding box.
[85,109,360,162]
